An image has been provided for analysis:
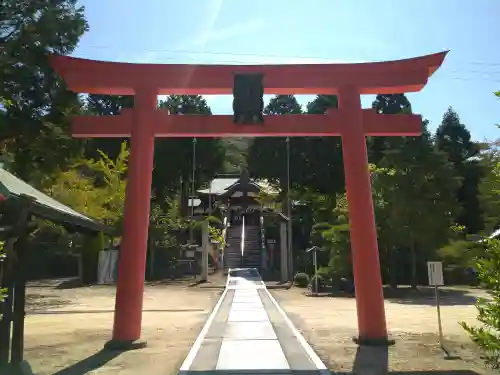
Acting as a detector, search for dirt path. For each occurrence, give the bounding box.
[271,287,492,375]
[23,284,221,375]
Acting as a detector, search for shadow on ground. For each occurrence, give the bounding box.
[25,292,70,311]
[385,287,478,306]
[179,347,481,374]
[27,308,205,315]
[31,345,483,375]
[27,276,201,290]
[304,286,478,306]
[52,349,122,375]
[336,346,481,375]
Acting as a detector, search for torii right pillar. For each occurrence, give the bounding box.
[338,85,390,345]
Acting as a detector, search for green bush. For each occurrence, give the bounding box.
[294,272,310,288]
[461,239,500,369]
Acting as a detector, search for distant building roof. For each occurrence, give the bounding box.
[197,177,278,196]
[197,178,239,195]
[489,228,500,239]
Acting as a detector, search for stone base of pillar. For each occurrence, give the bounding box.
[353,336,395,347]
[104,339,147,351]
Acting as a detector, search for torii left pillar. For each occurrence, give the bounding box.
[106,89,158,349]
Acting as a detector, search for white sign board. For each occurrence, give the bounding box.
[427,261,444,286]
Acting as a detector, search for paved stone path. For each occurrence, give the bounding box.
[179,273,329,374]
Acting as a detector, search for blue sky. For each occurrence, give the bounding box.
[74,0,500,141]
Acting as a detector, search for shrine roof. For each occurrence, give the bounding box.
[50,52,448,96]
[197,178,239,195]
[196,177,277,196]
[0,168,111,234]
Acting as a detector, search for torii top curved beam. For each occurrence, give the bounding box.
[49,52,448,96]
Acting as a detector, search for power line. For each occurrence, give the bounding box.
[77,44,500,68]
[74,52,500,81]
[73,45,500,84]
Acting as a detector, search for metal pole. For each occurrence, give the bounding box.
[314,250,318,295]
[435,285,444,348]
[208,180,213,269]
[286,137,293,279]
[189,137,196,243]
[208,180,212,217]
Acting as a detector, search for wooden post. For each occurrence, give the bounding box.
[10,195,34,364]
[200,221,209,282]
[0,278,14,365]
[280,222,288,282]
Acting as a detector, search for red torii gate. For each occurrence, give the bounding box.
[50,51,447,348]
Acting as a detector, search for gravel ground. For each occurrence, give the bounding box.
[23,283,221,375]
[271,287,493,375]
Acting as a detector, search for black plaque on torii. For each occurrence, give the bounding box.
[232,73,264,124]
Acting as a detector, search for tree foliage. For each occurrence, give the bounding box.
[0,0,88,180]
[311,193,351,279]
[247,95,303,188]
[84,94,133,160]
[247,94,344,195]
[479,139,500,233]
[436,107,483,233]
[366,95,461,286]
[369,94,412,163]
[461,238,500,369]
[460,91,500,368]
[155,95,227,205]
[45,142,129,228]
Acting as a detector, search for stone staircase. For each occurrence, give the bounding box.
[224,225,243,273]
[223,224,263,273]
[242,225,261,270]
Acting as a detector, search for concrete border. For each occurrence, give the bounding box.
[263,288,330,375]
[178,288,228,372]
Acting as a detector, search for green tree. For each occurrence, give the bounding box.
[247,94,345,195]
[369,94,412,164]
[435,107,483,233]
[45,142,129,229]
[84,94,134,160]
[461,238,500,369]
[480,139,500,233]
[0,0,89,181]
[302,95,345,194]
[223,138,251,172]
[247,95,303,188]
[372,121,461,287]
[155,95,226,211]
[311,193,351,279]
[459,90,500,368]
[365,94,461,287]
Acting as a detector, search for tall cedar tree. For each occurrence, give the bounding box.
[435,107,483,233]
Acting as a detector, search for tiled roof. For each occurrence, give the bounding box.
[197,178,278,196]
[0,167,109,233]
